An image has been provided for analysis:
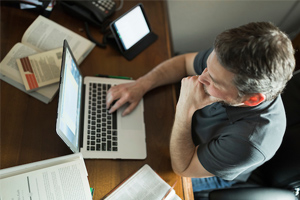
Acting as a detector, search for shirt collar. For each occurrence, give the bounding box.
[224,97,279,123]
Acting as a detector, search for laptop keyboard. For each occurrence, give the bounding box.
[86,83,118,152]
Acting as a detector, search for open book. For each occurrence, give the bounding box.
[0,15,95,103]
[0,153,92,200]
[104,164,181,200]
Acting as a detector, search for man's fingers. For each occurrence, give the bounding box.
[106,94,114,109]
[108,97,127,114]
[106,87,119,109]
[105,82,142,115]
[122,102,139,116]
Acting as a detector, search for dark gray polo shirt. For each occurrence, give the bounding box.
[192,49,286,181]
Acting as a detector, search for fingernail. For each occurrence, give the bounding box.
[106,98,111,105]
[122,111,129,116]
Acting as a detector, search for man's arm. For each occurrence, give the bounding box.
[106,53,198,116]
[170,76,218,177]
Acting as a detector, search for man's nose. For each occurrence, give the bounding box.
[198,68,210,86]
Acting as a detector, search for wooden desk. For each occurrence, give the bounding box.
[0,1,193,199]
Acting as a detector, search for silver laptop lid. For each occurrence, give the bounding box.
[56,40,83,153]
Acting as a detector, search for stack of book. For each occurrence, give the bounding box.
[0,15,95,103]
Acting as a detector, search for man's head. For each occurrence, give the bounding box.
[213,22,295,103]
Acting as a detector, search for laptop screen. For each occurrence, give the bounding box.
[56,43,82,153]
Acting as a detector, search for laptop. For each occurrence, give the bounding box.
[56,40,147,159]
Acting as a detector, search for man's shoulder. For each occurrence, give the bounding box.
[193,48,213,74]
[227,96,286,157]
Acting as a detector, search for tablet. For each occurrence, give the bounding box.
[110,3,157,60]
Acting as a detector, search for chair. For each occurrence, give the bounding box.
[194,70,300,200]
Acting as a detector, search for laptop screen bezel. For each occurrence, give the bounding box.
[56,40,83,153]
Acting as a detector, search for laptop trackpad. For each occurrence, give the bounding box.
[118,102,144,130]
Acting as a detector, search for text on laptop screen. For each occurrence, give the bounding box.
[113,5,150,50]
[57,47,82,151]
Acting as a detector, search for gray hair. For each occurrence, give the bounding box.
[214,22,295,101]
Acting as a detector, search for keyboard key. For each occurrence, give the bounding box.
[107,140,111,151]
[96,144,101,151]
[112,111,117,129]
[102,143,106,151]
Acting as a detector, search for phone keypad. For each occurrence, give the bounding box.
[92,0,116,14]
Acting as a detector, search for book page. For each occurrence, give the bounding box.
[165,190,182,200]
[21,15,95,64]
[0,43,59,99]
[17,48,62,91]
[105,165,181,200]
[0,43,39,82]
[0,159,92,200]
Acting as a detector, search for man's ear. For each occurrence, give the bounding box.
[243,93,266,106]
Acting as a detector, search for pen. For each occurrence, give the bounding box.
[162,180,177,200]
[95,74,132,80]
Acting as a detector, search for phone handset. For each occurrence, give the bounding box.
[60,0,116,27]
[73,0,116,23]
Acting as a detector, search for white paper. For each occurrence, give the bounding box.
[0,158,92,200]
[105,164,181,200]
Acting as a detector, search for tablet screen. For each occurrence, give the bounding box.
[112,5,150,50]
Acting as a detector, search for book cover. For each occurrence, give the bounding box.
[17,48,62,91]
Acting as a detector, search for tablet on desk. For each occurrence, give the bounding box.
[110,3,157,60]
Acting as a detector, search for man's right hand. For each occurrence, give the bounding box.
[176,75,220,118]
[106,81,146,116]
[105,53,199,116]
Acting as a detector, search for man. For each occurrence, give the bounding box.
[106,22,295,191]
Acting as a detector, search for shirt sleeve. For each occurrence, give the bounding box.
[197,134,265,181]
[193,48,213,74]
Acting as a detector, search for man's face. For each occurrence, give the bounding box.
[198,50,245,106]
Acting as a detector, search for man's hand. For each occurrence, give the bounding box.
[177,76,219,117]
[170,76,219,176]
[105,53,199,116]
[106,81,146,116]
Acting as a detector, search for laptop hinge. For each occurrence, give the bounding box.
[79,83,86,150]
